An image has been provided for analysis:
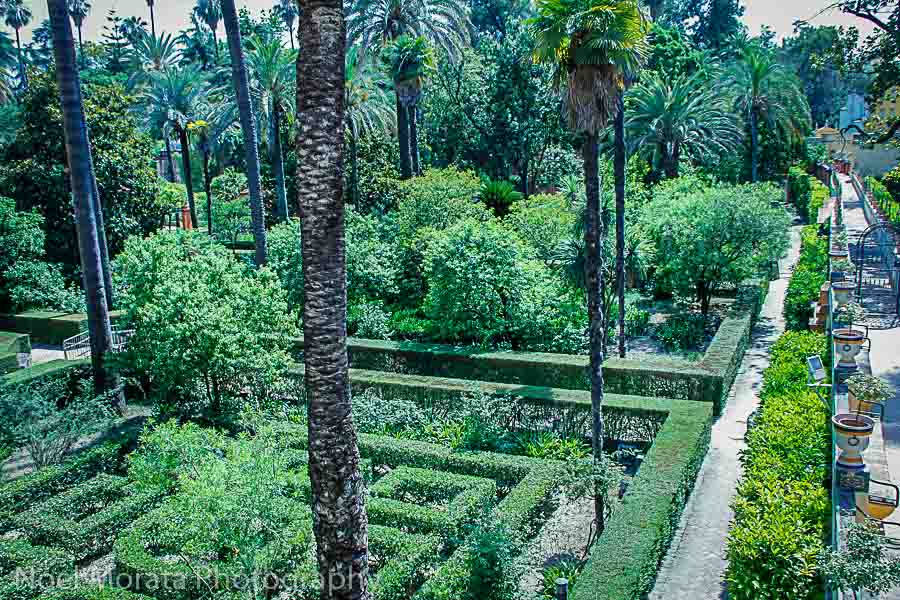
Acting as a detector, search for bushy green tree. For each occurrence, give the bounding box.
[0,70,161,268]
[113,231,297,421]
[642,178,791,313]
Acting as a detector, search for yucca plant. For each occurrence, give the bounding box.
[479,179,523,216]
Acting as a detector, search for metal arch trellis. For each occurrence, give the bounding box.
[854,222,900,324]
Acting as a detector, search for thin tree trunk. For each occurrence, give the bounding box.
[663,144,680,179]
[296,0,370,596]
[149,2,156,36]
[396,93,411,179]
[222,0,268,266]
[288,24,294,50]
[48,0,122,411]
[350,122,359,206]
[202,149,213,235]
[583,131,605,534]
[15,28,26,89]
[177,127,198,228]
[750,108,759,183]
[409,105,420,175]
[614,92,626,359]
[272,103,289,220]
[77,25,84,69]
[164,135,176,182]
[84,117,114,310]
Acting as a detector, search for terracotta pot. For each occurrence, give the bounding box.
[832,280,855,308]
[833,413,875,470]
[833,328,865,369]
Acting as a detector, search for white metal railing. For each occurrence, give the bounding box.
[63,328,134,360]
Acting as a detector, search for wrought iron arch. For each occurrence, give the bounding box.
[854,222,900,327]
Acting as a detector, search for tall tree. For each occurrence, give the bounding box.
[221,0,267,265]
[297,0,371,596]
[246,32,296,221]
[100,9,131,73]
[726,44,809,182]
[532,0,648,531]
[614,90,627,358]
[380,35,433,178]
[46,0,122,410]
[4,0,31,89]
[347,0,469,178]
[193,0,221,62]
[277,0,298,50]
[146,0,155,36]
[66,0,90,68]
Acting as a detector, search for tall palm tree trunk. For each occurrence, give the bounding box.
[583,131,605,533]
[350,122,360,205]
[409,105,420,175]
[396,93,412,179]
[202,149,213,235]
[271,104,289,220]
[47,0,122,411]
[614,92,626,359]
[750,108,759,183]
[84,116,114,309]
[177,127,198,228]
[296,0,370,596]
[222,0,268,266]
[77,24,84,68]
[14,29,27,89]
[148,1,156,36]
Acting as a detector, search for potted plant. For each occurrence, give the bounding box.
[832,412,875,470]
[847,373,893,414]
[819,522,900,600]
[834,303,867,370]
[831,258,854,283]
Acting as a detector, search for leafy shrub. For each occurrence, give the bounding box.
[346,209,400,303]
[506,193,575,264]
[0,377,117,468]
[869,176,900,224]
[113,231,297,421]
[478,179,523,217]
[654,312,707,351]
[464,523,518,600]
[787,165,812,220]
[808,179,828,221]
[783,226,828,331]
[882,164,900,201]
[349,300,394,340]
[624,305,651,337]
[210,167,247,204]
[725,331,830,600]
[266,219,304,313]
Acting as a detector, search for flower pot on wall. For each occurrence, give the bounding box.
[833,413,875,470]
[832,280,856,308]
[833,328,865,370]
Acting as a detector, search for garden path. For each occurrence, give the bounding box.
[647,225,802,600]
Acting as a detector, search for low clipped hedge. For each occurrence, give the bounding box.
[0,359,90,388]
[42,585,155,600]
[868,176,900,224]
[571,398,712,600]
[0,539,73,599]
[15,474,165,561]
[0,332,29,375]
[784,225,828,331]
[787,167,828,222]
[0,435,136,533]
[725,331,830,600]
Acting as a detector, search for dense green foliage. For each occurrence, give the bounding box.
[726,331,830,600]
[868,176,900,225]
[784,225,828,331]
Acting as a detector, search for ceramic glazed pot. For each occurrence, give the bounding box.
[832,280,856,308]
[833,413,875,470]
[833,328,865,370]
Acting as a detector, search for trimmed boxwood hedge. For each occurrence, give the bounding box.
[784,226,828,331]
[0,331,30,375]
[289,279,768,415]
[725,331,830,600]
[0,539,74,600]
[0,311,125,345]
[570,397,713,600]
[42,584,155,600]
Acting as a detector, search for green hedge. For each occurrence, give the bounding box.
[0,435,136,533]
[725,331,830,600]
[15,474,165,561]
[0,539,73,600]
[784,226,828,331]
[868,176,900,224]
[788,166,813,220]
[571,398,713,600]
[42,585,155,600]
[0,311,124,345]
[0,359,89,387]
[0,332,30,375]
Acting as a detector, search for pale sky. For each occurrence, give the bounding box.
[15,0,879,44]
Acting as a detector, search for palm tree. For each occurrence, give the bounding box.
[146,0,155,36]
[4,0,30,89]
[347,0,469,177]
[276,0,298,50]
[221,0,267,265]
[188,117,229,235]
[120,15,147,45]
[139,67,210,228]
[346,44,393,204]
[380,35,433,178]
[66,0,90,68]
[627,72,742,179]
[47,0,122,410]
[193,0,221,63]
[128,30,180,87]
[246,33,296,222]
[297,0,371,596]
[531,0,648,532]
[725,44,809,182]
[613,90,626,358]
